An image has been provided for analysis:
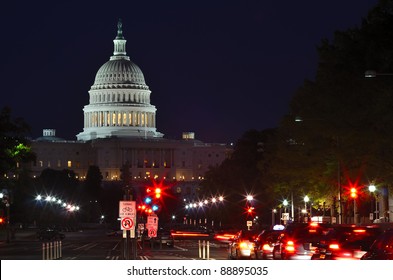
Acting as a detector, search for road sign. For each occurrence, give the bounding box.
[119,201,136,218]
[121,217,134,230]
[148,228,157,238]
[147,215,159,228]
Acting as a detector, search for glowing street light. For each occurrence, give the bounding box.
[368,184,379,220]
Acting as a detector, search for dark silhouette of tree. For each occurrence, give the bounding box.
[271,0,393,220]
[84,165,103,200]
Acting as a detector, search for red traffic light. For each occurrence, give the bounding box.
[155,188,161,198]
[0,217,4,224]
[350,187,357,198]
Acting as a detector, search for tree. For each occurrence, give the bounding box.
[202,129,277,225]
[84,165,103,200]
[0,106,35,178]
[272,0,393,218]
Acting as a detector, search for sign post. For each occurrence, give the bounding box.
[119,196,136,259]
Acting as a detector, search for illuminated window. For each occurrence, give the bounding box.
[112,113,116,125]
[123,113,127,125]
[67,161,72,168]
[39,161,43,167]
[57,160,61,167]
[117,113,121,125]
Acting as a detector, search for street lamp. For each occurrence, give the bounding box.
[283,199,288,212]
[282,199,289,225]
[304,195,309,211]
[272,209,277,226]
[364,70,393,78]
[304,195,310,222]
[368,184,379,221]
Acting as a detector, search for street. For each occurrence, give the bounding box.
[0,227,229,260]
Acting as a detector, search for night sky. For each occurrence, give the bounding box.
[0,0,379,143]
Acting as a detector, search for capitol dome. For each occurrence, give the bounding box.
[77,19,163,141]
[92,56,147,89]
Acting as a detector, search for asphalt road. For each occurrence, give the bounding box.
[0,228,229,260]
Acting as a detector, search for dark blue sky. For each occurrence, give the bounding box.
[0,0,379,143]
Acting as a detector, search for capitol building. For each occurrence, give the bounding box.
[30,20,231,190]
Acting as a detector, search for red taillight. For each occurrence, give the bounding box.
[353,229,366,233]
[285,240,295,252]
[262,243,272,250]
[329,243,340,250]
[240,242,253,249]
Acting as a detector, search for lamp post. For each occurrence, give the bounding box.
[272,209,277,226]
[304,195,309,222]
[368,184,378,221]
[283,199,289,224]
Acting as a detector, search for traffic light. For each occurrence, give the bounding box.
[350,187,357,199]
[154,187,161,199]
[246,206,255,216]
[0,217,4,224]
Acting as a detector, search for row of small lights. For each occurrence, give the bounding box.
[35,194,80,212]
[185,196,224,209]
[110,175,205,181]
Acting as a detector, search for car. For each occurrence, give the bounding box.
[254,229,284,259]
[36,228,65,241]
[106,229,123,237]
[272,222,332,260]
[361,228,393,260]
[311,225,383,260]
[228,230,258,259]
[143,227,174,248]
[213,229,239,244]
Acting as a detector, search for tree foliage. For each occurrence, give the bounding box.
[271,0,393,209]
[0,106,35,178]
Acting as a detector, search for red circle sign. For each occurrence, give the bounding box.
[121,217,134,230]
[148,228,157,237]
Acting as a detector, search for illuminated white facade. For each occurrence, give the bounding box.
[77,19,163,141]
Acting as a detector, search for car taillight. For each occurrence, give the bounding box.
[240,242,253,249]
[329,243,340,250]
[262,243,272,250]
[285,240,295,252]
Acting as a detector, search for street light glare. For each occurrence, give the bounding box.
[369,184,376,193]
